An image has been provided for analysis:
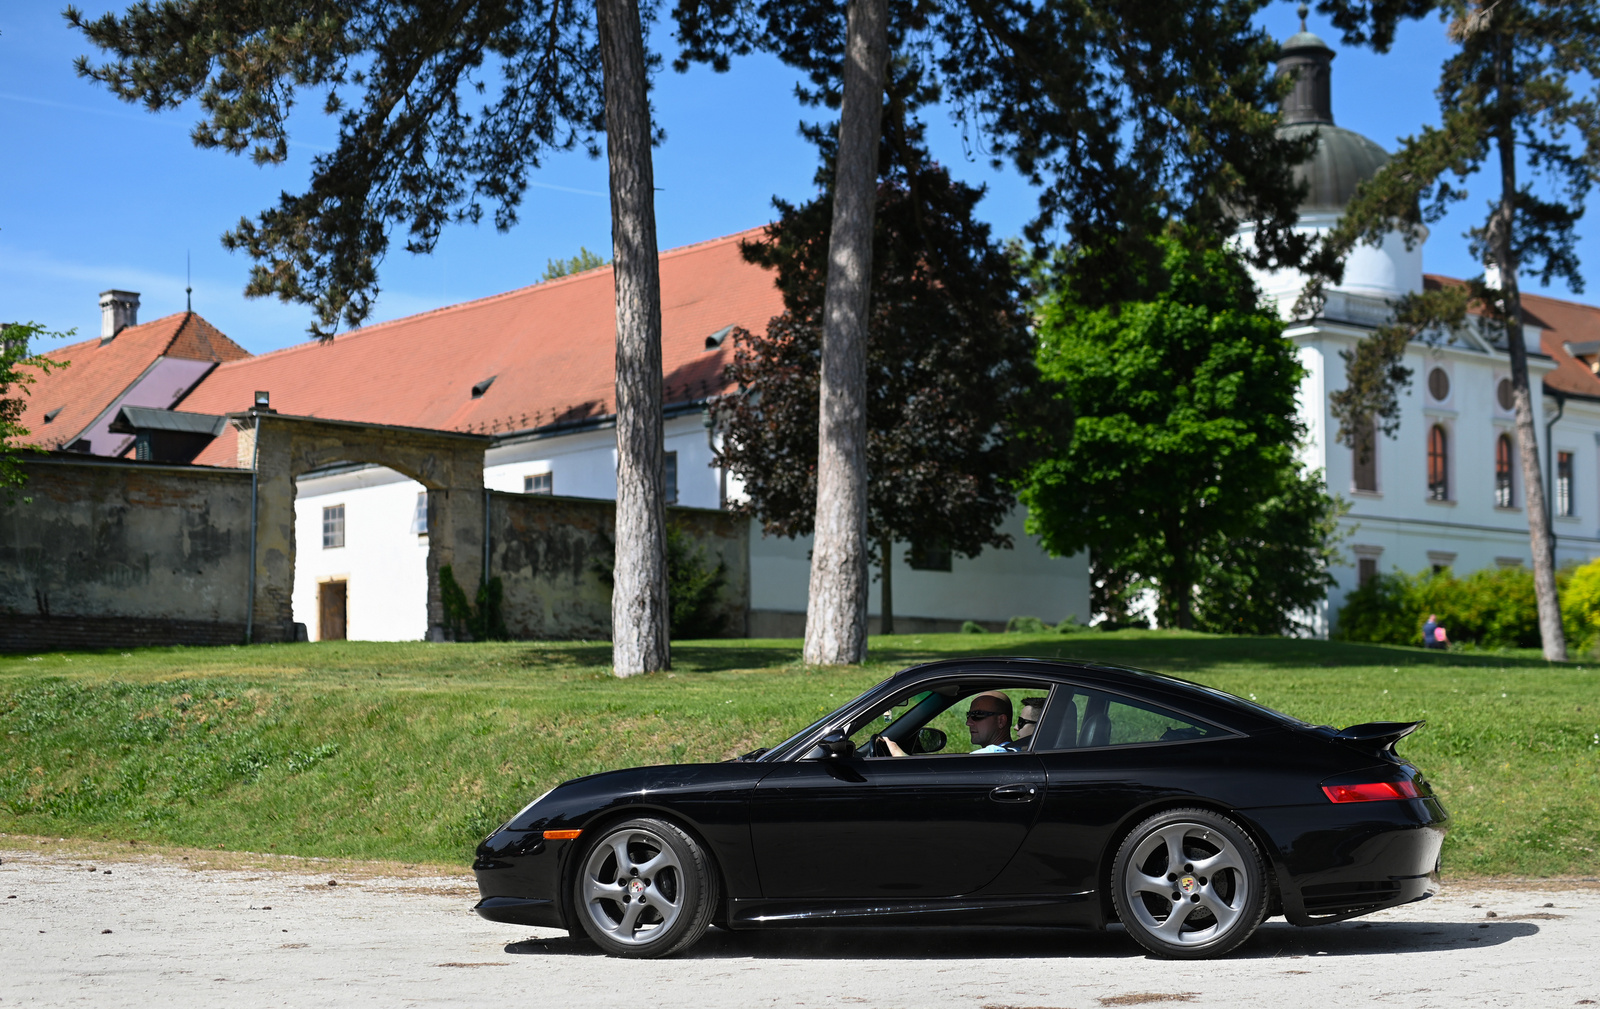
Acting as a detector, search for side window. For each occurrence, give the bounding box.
[1034,687,1225,750]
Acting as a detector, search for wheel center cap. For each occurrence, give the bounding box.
[1179,875,1198,894]
[629,878,646,896]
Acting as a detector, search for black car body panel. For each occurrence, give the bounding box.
[472,657,1449,934]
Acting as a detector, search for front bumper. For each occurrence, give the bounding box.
[1246,796,1448,926]
[473,828,572,930]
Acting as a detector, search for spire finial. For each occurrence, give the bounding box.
[1297,3,1309,31]
[185,251,193,313]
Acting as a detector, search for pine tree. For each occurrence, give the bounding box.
[68,0,673,672]
[674,0,1322,659]
[1301,0,1600,660]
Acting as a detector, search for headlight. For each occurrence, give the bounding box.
[506,786,557,828]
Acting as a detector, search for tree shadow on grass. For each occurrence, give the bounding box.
[502,918,1538,961]
[862,634,1575,674]
[498,632,1574,680]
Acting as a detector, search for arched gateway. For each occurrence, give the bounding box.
[229,409,491,642]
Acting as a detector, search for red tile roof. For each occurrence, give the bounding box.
[186,228,783,467]
[14,312,251,450]
[1425,274,1600,400]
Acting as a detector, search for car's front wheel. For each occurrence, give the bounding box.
[573,818,717,958]
[1111,807,1268,959]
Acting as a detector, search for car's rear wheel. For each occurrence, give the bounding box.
[573,818,716,958]
[1111,807,1268,959]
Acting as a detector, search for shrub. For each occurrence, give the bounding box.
[1561,556,1600,653]
[1336,563,1590,650]
[960,621,989,634]
[664,526,729,640]
[1006,615,1051,634]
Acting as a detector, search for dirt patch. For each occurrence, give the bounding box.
[1097,996,1199,1007]
[0,831,469,881]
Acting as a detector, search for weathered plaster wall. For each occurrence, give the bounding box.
[0,457,252,650]
[491,492,748,640]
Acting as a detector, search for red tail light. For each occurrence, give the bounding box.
[1322,780,1420,803]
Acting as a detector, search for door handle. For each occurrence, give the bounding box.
[989,783,1041,802]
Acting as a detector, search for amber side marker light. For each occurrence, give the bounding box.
[1322,781,1419,803]
[543,829,582,840]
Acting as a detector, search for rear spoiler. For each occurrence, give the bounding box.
[1334,720,1423,757]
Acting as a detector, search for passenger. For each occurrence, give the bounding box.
[1015,697,1047,742]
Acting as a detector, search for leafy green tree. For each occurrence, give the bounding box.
[674,0,1322,661]
[1,322,68,503]
[710,153,1048,634]
[69,0,674,671]
[1022,238,1342,632]
[542,247,610,282]
[1300,0,1600,660]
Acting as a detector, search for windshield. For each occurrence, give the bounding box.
[759,675,897,761]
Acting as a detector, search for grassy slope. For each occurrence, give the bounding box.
[1,632,1596,877]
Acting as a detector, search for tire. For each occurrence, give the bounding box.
[572,818,717,958]
[1110,807,1269,959]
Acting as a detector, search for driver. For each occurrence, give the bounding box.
[964,691,1019,753]
[880,691,1020,756]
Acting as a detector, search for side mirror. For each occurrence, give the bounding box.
[915,727,947,754]
[818,732,854,758]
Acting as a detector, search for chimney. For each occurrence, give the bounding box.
[99,290,140,343]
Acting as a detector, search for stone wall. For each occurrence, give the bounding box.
[0,457,253,651]
[490,492,749,640]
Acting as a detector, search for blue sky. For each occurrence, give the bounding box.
[3,2,1595,355]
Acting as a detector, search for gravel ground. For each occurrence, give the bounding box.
[2,839,1598,1008]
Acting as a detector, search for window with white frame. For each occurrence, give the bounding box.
[1427,425,1449,501]
[525,472,553,495]
[322,504,345,549]
[1494,433,1514,508]
[1352,414,1378,492]
[1558,451,1574,516]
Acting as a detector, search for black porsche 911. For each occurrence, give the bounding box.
[472,657,1448,959]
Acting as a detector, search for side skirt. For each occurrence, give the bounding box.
[726,892,1098,930]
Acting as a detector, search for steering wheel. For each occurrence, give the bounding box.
[867,733,891,757]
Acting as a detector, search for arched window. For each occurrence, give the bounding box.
[1427,425,1449,501]
[1494,434,1514,507]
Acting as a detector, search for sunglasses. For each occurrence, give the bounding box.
[1016,717,1039,727]
[966,709,1003,721]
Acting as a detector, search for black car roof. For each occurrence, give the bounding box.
[884,656,1302,731]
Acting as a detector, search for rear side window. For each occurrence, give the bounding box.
[1036,686,1227,750]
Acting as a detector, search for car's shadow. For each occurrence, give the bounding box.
[503,918,1539,960]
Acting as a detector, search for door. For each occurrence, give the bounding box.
[748,752,1046,899]
[318,580,347,640]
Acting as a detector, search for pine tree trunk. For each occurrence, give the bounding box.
[803,0,888,666]
[598,0,669,676]
[1495,40,1566,662]
[879,538,895,635]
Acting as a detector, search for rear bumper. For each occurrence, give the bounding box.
[1244,797,1448,926]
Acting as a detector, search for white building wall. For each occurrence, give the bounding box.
[1305,323,1600,631]
[293,465,430,641]
[291,410,1089,640]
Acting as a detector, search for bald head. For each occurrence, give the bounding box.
[966,691,1013,748]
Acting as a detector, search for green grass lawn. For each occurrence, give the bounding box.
[1,631,1596,877]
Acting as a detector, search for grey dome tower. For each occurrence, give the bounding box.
[1276,4,1390,213]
